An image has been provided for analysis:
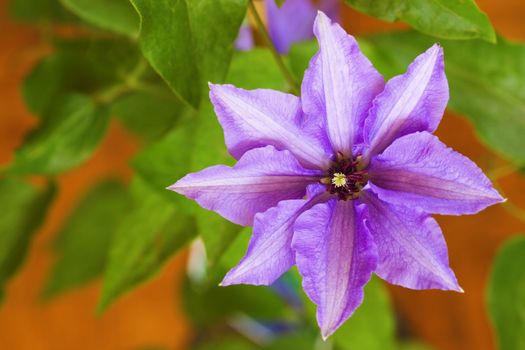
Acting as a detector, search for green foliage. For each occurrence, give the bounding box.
[9,94,110,175]
[332,277,396,350]
[9,0,73,23]
[364,32,525,166]
[43,180,130,298]
[288,41,318,81]
[111,92,182,142]
[60,0,139,36]
[192,338,255,350]
[487,235,525,350]
[98,179,197,311]
[129,0,248,108]
[229,49,286,90]
[344,0,495,42]
[0,178,55,298]
[23,39,140,116]
[184,280,290,328]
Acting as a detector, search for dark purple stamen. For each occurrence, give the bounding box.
[321,153,368,201]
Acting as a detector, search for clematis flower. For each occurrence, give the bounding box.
[235,0,339,54]
[170,12,503,338]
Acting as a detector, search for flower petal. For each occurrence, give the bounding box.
[361,190,462,291]
[369,132,503,215]
[302,11,384,155]
[292,199,377,339]
[265,0,317,54]
[209,83,331,169]
[364,44,448,159]
[235,24,254,51]
[220,184,327,286]
[168,146,321,226]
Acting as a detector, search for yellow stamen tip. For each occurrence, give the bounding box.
[331,173,347,187]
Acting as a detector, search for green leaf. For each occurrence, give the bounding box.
[183,277,289,328]
[193,338,254,350]
[229,49,287,90]
[196,212,241,272]
[98,178,197,312]
[111,92,182,142]
[60,0,139,36]
[23,39,140,116]
[365,32,525,166]
[332,277,396,350]
[0,178,55,298]
[9,94,110,175]
[288,41,318,81]
[265,331,316,350]
[344,0,495,42]
[9,0,74,23]
[129,0,248,107]
[487,235,525,350]
[43,180,130,299]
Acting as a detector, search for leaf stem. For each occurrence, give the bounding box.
[94,58,150,104]
[248,0,300,94]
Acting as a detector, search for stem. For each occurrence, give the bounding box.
[94,58,149,104]
[248,0,300,94]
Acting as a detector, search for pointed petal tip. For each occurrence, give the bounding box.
[485,189,506,207]
[219,272,235,287]
[320,326,336,341]
[166,182,182,193]
[445,277,463,293]
[314,9,331,27]
[427,43,443,59]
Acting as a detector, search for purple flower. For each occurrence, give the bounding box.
[170,12,503,338]
[235,24,255,52]
[266,0,339,54]
[235,0,339,54]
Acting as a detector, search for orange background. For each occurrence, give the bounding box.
[0,0,524,349]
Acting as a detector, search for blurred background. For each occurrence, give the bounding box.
[0,0,524,349]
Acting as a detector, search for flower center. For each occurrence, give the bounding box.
[321,153,368,201]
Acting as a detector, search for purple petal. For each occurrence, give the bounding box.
[361,190,462,292]
[369,131,504,215]
[302,12,384,156]
[220,184,328,286]
[364,44,448,159]
[168,146,321,226]
[209,83,331,169]
[235,24,254,51]
[265,0,317,54]
[292,199,377,339]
